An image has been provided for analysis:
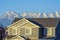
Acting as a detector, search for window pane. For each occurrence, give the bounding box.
[47,28,52,36]
[26,29,30,34]
[9,28,12,35]
[25,28,31,35]
[12,29,16,35]
[44,28,47,35]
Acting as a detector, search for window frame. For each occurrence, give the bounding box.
[12,28,17,35]
[25,28,32,35]
[8,28,17,35]
[8,28,12,35]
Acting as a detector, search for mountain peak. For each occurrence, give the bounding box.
[0,11,60,20]
[4,11,16,16]
[0,11,60,27]
[2,11,20,20]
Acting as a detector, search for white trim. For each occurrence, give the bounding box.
[7,18,27,28]
[8,28,17,35]
[7,18,39,29]
[8,28,12,35]
[11,35,24,39]
[12,28,17,35]
[15,19,39,28]
[25,19,39,28]
[16,22,28,28]
[29,22,39,28]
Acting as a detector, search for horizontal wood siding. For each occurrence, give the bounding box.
[31,39,38,40]
[47,27,55,37]
[17,28,20,35]
[32,28,38,39]
[20,28,38,39]
[20,28,25,36]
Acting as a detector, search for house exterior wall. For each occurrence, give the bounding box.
[20,28,25,36]
[5,38,11,40]
[20,28,39,40]
[4,18,58,40]
[7,28,17,35]
[19,21,39,39]
[46,27,55,37]
[5,19,39,40]
[39,28,45,38]
[6,28,39,40]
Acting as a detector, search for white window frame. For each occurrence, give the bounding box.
[12,28,17,35]
[25,28,32,35]
[8,28,12,35]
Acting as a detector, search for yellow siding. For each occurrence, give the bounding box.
[7,18,29,35]
[47,27,55,37]
[8,28,12,35]
[9,19,28,28]
[52,27,55,37]
[11,36,24,40]
[7,18,29,28]
[47,28,52,36]
[6,18,39,40]
[20,28,38,39]
[17,28,20,35]
[21,22,39,28]
[32,28,38,39]
[12,28,17,35]
[20,28,25,36]
[8,28,17,35]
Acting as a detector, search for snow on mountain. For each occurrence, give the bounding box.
[1,11,60,19]
[21,12,60,18]
[41,13,48,18]
[0,11,60,28]
[55,12,60,18]
[21,12,42,18]
[0,11,21,28]
[48,13,55,18]
[3,11,21,20]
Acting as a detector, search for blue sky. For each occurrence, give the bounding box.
[0,0,60,16]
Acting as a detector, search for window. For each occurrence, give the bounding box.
[12,29,16,35]
[8,28,16,35]
[47,28,52,36]
[8,28,12,35]
[44,28,47,35]
[25,28,32,35]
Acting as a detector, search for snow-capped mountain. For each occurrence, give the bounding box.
[21,12,60,18]
[3,11,22,20]
[55,12,60,18]
[0,11,60,19]
[0,11,21,28]
[21,12,41,18]
[0,11,60,28]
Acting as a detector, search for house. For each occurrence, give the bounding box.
[4,18,59,40]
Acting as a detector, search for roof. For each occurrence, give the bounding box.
[7,18,29,28]
[13,18,59,27]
